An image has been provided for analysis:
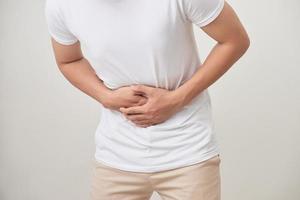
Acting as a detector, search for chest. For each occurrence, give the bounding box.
[67,0,185,57]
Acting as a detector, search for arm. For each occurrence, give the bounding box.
[51,39,111,106]
[119,1,250,127]
[174,1,250,106]
[45,0,147,111]
[50,39,147,110]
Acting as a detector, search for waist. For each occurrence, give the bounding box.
[100,89,211,132]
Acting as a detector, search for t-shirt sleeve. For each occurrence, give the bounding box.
[182,0,225,27]
[44,0,78,45]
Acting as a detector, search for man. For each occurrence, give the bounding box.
[45,0,250,199]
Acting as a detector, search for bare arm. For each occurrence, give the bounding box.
[119,1,250,127]
[51,39,112,106]
[174,1,250,106]
[50,39,147,110]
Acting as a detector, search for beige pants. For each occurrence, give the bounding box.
[89,155,221,200]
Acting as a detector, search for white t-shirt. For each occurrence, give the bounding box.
[45,0,225,173]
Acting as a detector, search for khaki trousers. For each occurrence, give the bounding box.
[89,155,221,200]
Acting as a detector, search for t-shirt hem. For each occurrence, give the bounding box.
[94,148,220,173]
[196,0,225,27]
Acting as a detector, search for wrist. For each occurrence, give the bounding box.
[97,88,114,108]
[169,89,187,109]
[171,83,199,108]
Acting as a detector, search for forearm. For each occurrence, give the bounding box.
[174,40,249,107]
[58,57,112,107]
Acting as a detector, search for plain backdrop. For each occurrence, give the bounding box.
[1,0,299,200]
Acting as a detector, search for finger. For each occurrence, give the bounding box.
[134,119,161,126]
[131,85,153,96]
[135,124,148,128]
[134,122,152,128]
[122,112,152,126]
[125,114,151,121]
[134,97,148,106]
[133,90,145,96]
[133,120,153,126]
[130,117,155,126]
[120,105,145,115]
[131,95,147,102]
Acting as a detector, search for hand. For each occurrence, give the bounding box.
[119,85,184,128]
[102,85,148,111]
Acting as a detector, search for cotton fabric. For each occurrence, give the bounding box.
[90,155,221,200]
[45,0,225,173]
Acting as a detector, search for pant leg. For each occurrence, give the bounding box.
[150,155,221,200]
[89,159,154,200]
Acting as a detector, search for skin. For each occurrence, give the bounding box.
[119,2,250,127]
[50,1,250,128]
[50,40,148,111]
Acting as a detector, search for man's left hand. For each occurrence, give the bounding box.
[119,85,184,128]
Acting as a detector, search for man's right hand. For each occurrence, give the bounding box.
[49,39,148,111]
[102,85,148,111]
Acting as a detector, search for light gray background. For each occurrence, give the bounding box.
[1,0,299,200]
